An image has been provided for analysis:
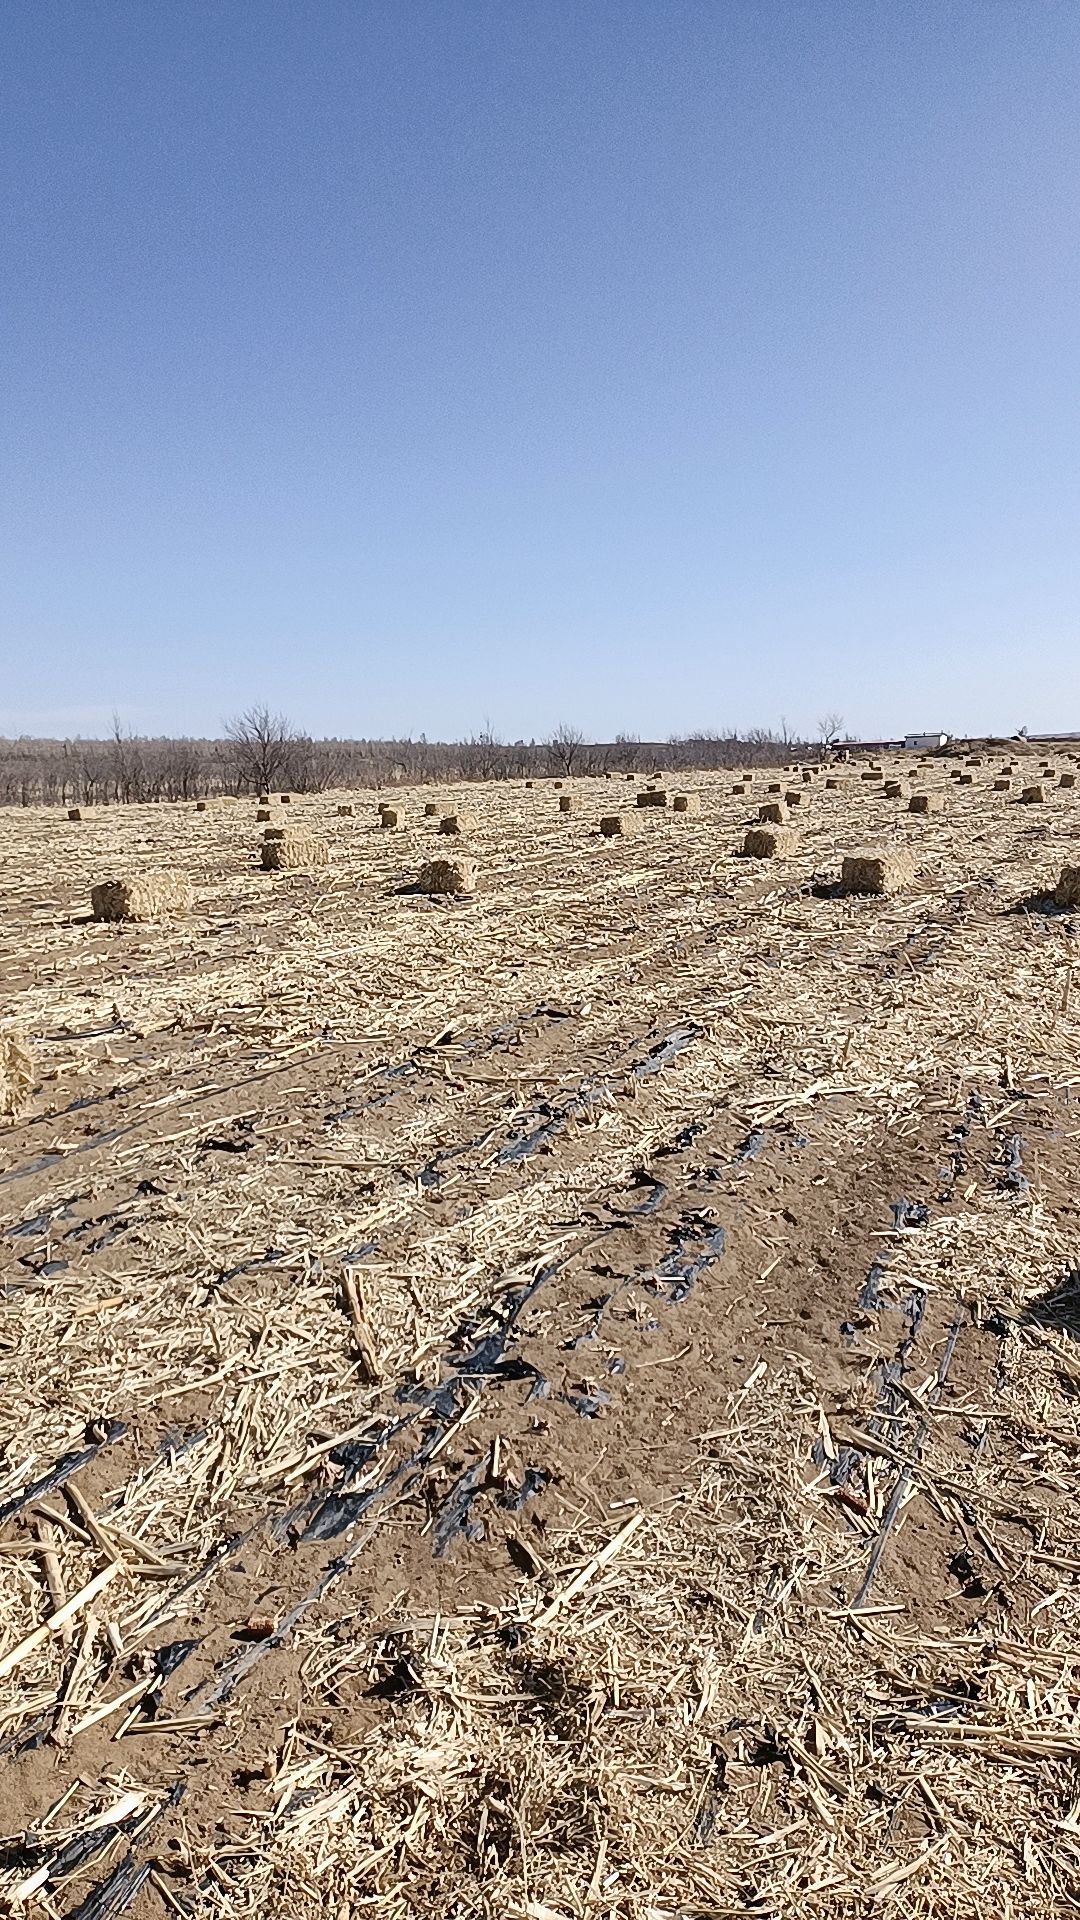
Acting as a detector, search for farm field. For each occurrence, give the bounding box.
[2,752,1080,1919]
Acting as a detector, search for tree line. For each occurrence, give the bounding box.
[0,706,841,808]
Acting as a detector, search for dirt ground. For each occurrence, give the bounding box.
[2,750,1080,1919]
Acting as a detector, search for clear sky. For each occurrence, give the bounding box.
[3,2,1079,743]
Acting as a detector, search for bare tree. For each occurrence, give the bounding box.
[548,722,584,777]
[817,711,844,751]
[224,704,301,794]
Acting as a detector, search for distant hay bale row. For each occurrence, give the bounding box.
[261,834,328,871]
[0,1029,33,1120]
[418,857,477,895]
[91,873,194,921]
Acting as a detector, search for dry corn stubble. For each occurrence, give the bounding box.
[1,764,1080,1920]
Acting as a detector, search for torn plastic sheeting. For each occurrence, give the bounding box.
[566,1389,610,1418]
[890,1199,929,1229]
[647,1224,727,1303]
[498,1466,550,1511]
[735,1130,767,1161]
[1000,1135,1028,1192]
[432,1457,489,1556]
[630,1023,700,1078]
[0,1420,127,1528]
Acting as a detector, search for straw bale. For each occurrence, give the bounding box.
[600,812,643,836]
[767,782,782,794]
[841,847,915,895]
[379,808,401,829]
[959,773,974,785]
[636,789,668,807]
[262,826,286,841]
[554,780,563,788]
[742,824,799,857]
[424,801,439,816]
[801,767,814,782]
[758,801,787,824]
[784,789,803,807]
[732,782,748,794]
[993,778,1012,792]
[256,808,272,822]
[260,834,328,871]
[91,873,194,921]
[558,795,573,813]
[67,808,81,821]
[525,779,534,788]
[1021,785,1046,804]
[337,803,354,816]
[884,781,902,798]
[0,1028,33,1120]
[672,792,699,813]
[1059,772,1076,788]
[1054,866,1080,908]
[860,769,883,782]
[417,857,478,895]
[440,812,476,834]
[825,776,840,788]
[280,793,291,803]
[195,800,207,811]
[258,791,269,803]
[908,791,943,813]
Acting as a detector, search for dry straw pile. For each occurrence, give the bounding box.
[440,812,477,834]
[636,789,668,807]
[908,791,943,813]
[672,792,699,813]
[600,812,643,836]
[91,873,194,920]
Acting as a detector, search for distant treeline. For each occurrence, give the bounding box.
[0,715,825,808]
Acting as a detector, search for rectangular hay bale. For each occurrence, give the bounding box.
[636,789,668,806]
[260,834,328,871]
[0,1028,33,1120]
[758,801,787,824]
[841,848,915,896]
[908,792,943,813]
[417,857,477,895]
[743,824,799,858]
[91,873,194,921]
[672,792,699,813]
[440,812,476,834]
[600,812,643,837]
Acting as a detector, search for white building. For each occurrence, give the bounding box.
[903,732,950,751]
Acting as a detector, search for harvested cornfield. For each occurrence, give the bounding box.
[260,833,329,870]
[417,855,478,894]
[0,1028,33,1119]
[90,871,194,920]
[2,760,1080,1920]
[842,846,916,895]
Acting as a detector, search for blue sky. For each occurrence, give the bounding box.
[2,1,1079,742]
